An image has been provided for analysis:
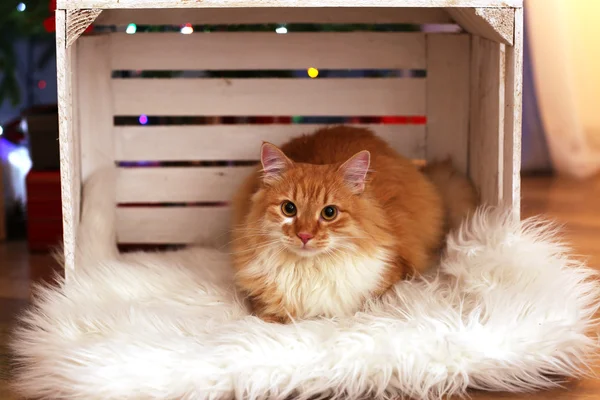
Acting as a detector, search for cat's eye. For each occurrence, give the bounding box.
[321,205,338,221]
[281,201,297,217]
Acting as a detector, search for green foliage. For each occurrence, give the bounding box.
[0,0,54,107]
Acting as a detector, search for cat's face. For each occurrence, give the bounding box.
[249,143,371,258]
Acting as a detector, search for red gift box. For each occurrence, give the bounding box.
[26,170,63,252]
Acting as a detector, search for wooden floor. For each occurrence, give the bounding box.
[0,174,599,399]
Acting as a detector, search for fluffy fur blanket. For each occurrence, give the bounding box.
[11,170,600,400]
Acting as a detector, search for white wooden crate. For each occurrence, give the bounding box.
[56,0,523,271]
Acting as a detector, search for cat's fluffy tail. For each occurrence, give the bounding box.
[422,159,479,232]
[76,167,119,265]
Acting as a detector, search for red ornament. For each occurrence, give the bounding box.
[43,16,56,32]
[44,0,93,34]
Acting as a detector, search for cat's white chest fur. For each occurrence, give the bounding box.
[247,248,390,318]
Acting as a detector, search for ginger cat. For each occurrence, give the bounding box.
[231,126,478,323]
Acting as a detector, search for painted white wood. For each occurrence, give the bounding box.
[117,167,255,203]
[96,7,452,25]
[109,32,426,70]
[56,9,80,272]
[114,125,426,161]
[58,0,523,10]
[77,36,115,181]
[112,78,426,116]
[503,8,523,215]
[425,34,470,174]
[116,206,231,245]
[66,9,102,47]
[468,36,506,206]
[447,7,514,45]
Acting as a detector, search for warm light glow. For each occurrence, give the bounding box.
[16,2,26,12]
[275,26,287,34]
[180,23,194,35]
[126,23,137,34]
[307,67,319,79]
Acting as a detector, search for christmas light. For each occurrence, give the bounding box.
[8,147,32,175]
[180,23,193,34]
[275,26,287,34]
[16,2,26,11]
[139,115,148,125]
[0,126,3,136]
[307,67,319,79]
[126,23,137,34]
[38,80,47,90]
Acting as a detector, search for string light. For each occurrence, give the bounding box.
[275,26,287,34]
[16,2,26,11]
[8,147,32,174]
[180,23,193,35]
[126,23,137,34]
[139,115,148,125]
[0,126,3,136]
[38,80,47,90]
[307,67,319,79]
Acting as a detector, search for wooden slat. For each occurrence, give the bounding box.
[56,9,80,273]
[112,78,426,116]
[58,0,524,10]
[115,125,426,161]
[96,8,453,25]
[77,36,115,181]
[446,7,514,45]
[425,34,470,174]
[117,167,255,203]
[502,7,523,215]
[109,32,426,70]
[116,207,230,245]
[468,36,505,206]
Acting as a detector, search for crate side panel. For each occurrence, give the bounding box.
[425,34,470,174]
[468,36,506,206]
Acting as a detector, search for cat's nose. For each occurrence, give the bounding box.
[297,232,313,245]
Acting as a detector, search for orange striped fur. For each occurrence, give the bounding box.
[231,126,477,323]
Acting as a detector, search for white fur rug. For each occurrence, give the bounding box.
[11,170,600,400]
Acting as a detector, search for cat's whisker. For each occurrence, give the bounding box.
[331,243,360,255]
[228,240,282,255]
[230,230,272,237]
[328,248,350,258]
[232,227,272,233]
[224,228,276,242]
[224,233,271,244]
[324,248,344,264]
[265,245,286,265]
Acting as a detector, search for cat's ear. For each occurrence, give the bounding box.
[260,142,293,183]
[338,150,371,194]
